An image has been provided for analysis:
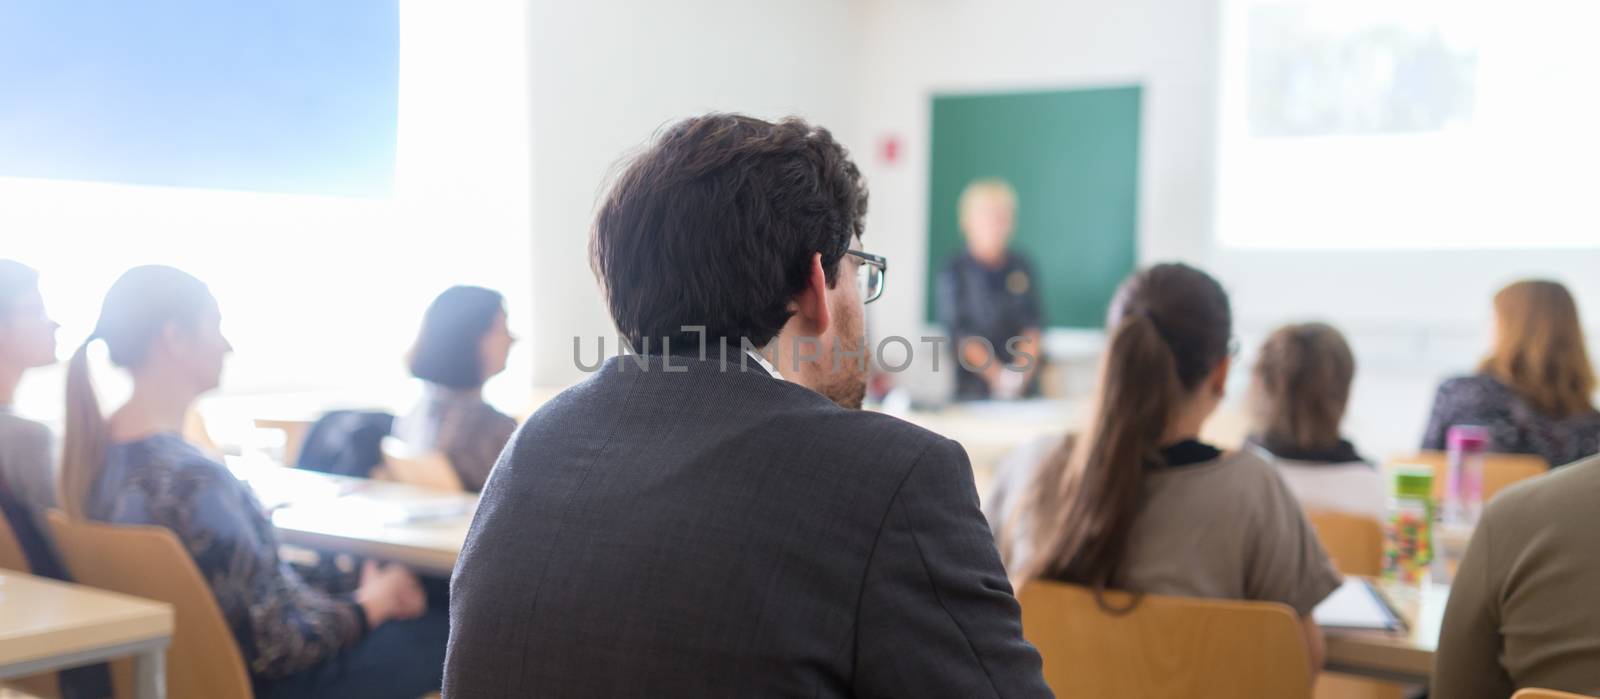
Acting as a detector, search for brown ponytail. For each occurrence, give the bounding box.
[60,339,109,519]
[1004,264,1232,597]
[1013,312,1182,588]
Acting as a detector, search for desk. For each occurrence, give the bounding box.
[1324,580,1448,684]
[229,461,477,577]
[0,571,173,699]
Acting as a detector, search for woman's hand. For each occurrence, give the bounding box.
[354,560,427,628]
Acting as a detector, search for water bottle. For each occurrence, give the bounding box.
[1444,425,1488,526]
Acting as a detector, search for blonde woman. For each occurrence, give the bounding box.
[1422,280,1600,467]
[59,266,446,698]
[937,179,1044,400]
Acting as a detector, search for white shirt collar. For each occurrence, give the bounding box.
[747,350,783,380]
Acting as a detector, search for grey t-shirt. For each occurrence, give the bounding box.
[987,438,1341,617]
[0,408,57,522]
[1433,455,1600,697]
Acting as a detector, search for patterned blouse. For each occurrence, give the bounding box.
[393,385,518,492]
[87,433,364,679]
[1421,373,1600,468]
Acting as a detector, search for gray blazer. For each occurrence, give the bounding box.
[444,354,1050,698]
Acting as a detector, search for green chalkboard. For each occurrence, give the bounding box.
[925,85,1141,329]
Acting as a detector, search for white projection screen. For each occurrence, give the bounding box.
[1217,0,1600,250]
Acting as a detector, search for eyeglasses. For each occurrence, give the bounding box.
[846,250,887,304]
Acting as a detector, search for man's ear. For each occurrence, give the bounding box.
[787,252,833,337]
[1210,355,1232,397]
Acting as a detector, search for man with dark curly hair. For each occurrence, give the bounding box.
[445,114,1050,698]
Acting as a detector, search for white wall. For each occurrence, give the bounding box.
[524,0,864,387]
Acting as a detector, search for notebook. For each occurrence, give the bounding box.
[1313,578,1407,632]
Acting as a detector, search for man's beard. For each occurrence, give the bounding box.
[818,306,868,410]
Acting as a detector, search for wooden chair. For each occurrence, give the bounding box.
[1307,511,1384,577]
[47,511,253,699]
[253,417,314,466]
[0,507,27,572]
[1018,580,1312,698]
[1392,451,1548,503]
[379,437,464,492]
[1513,690,1600,699]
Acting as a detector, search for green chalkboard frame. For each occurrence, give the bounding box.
[925,85,1142,329]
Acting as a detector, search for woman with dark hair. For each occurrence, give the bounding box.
[58,265,447,698]
[1248,322,1385,520]
[1422,279,1600,467]
[987,263,1339,680]
[393,285,518,492]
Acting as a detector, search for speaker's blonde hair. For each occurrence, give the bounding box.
[958,178,1017,224]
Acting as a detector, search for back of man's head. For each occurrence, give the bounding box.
[591,114,868,353]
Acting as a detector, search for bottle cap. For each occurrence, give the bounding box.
[1392,465,1434,498]
[1448,425,1489,452]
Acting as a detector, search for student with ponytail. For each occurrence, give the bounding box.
[987,263,1339,678]
[59,265,447,699]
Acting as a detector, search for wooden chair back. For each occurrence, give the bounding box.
[1018,580,1311,698]
[380,437,464,492]
[1307,511,1384,577]
[0,507,27,572]
[1512,690,1600,699]
[47,511,253,699]
[253,417,314,467]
